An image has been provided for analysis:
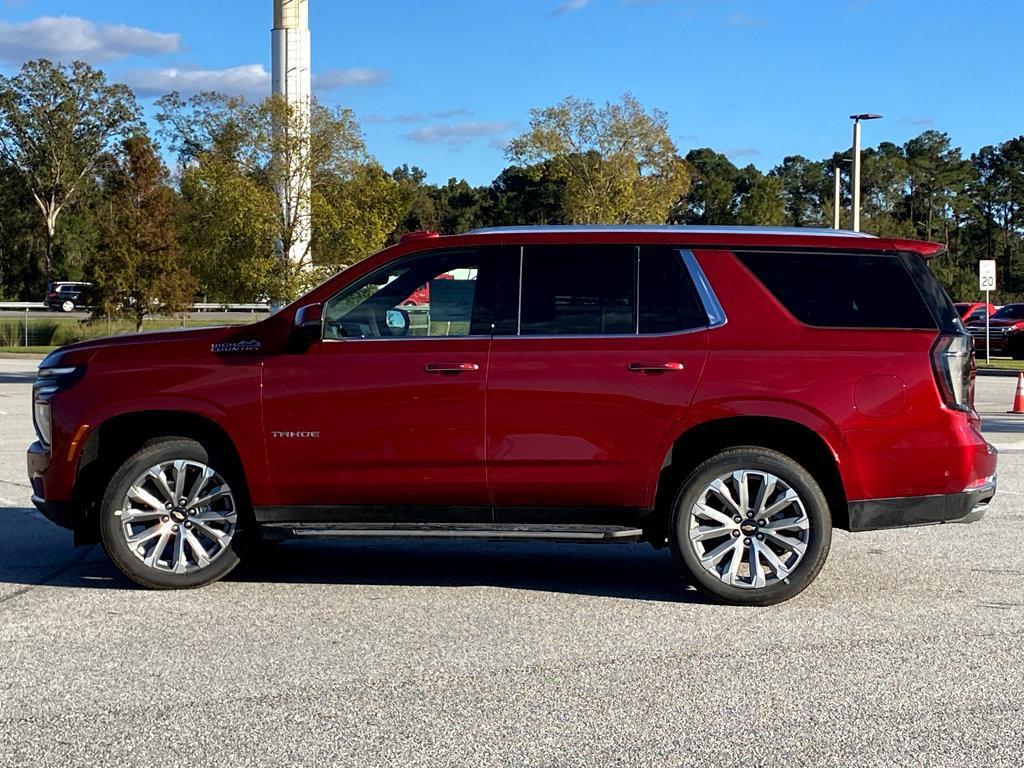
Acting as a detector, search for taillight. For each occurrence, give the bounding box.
[931,332,974,411]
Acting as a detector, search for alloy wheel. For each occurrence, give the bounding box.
[116,459,237,574]
[687,469,811,589]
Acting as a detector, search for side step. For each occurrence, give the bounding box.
[260,522,645,544]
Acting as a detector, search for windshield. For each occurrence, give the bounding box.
[992,304,1024,320]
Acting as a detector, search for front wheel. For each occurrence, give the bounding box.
[99,437,252,589]
[669,447,832,606]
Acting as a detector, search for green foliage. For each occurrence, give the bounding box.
[508,93,690,224]
[88,134,196,331]
[0,59,140,277]
[157,92,405,301]
[2,64,1024,308]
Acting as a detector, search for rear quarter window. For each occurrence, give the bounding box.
[736,251,937,329]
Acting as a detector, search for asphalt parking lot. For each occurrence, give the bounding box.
[1,357,1022,767]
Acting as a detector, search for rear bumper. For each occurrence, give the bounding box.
[848,477,996,532]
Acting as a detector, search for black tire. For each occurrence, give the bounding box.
[60,299,75,313]
[98,437,252,589]
[669,447,832,606]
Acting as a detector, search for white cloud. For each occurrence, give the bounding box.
[551,0,590,16]
[125,64,270,99]
[898,116,934,127]
[726,147,760,158]
[125,64,390,100]
[313,68,390,90]
[365,108,473,125]
[405,121,517,146]
[0,15,181,64]
[726,12,766,28]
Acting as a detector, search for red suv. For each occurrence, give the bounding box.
[26,226,996,604]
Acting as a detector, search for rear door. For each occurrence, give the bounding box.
[486,244,711,515]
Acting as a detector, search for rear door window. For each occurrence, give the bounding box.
[638,247,708,333]
[736,251,937,329]
[520,245,635,335]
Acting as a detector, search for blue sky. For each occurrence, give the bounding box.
[1,0,1022,185]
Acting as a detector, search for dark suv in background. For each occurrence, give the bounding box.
[26,226,995,605]
[45,281,92,313]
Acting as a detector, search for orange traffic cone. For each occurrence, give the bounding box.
[1009,372,1024,414]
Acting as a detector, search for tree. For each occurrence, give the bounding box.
[487,161,567,226]
[0,59,140,278]
[158,92,402,299]
[680,149,742,224]
[770,155,825,227]
[508,93,690,224]
[88,135,195,331]
[737,172,785,226]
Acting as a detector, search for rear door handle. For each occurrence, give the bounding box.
[628,361,685,373]
[425,362,480,374]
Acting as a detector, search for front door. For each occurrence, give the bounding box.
[261,247,503,515]
[486,244,711,515]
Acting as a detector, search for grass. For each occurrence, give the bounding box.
[0,346,56,355]
[977,358,1024,371]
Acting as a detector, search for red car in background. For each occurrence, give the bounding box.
[955,301,995,325]
[967,302,1024,358]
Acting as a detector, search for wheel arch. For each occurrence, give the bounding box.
[647,415,849,545]
[71,410,248,545]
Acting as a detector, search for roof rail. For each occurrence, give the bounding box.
[465,225,878,238]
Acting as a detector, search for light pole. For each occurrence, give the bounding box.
[831,157,852,230]
[833,166,841,230]
[850,113,882,232]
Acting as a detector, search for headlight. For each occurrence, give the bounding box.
[32,366,84,448]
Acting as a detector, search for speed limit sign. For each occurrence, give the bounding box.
[980,260,996,292]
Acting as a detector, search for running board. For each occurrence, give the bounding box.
[260,522,645,543]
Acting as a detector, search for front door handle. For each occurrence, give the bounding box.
[628,361,685,373]
[425,362,480,374]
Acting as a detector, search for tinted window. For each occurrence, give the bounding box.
[736,251,936,329]
[323,248,499,339]
[992,304,1024,320]
[520,245,634,335]
[639,247,708,333]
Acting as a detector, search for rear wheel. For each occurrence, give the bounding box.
[669,447,832,606]
[98,437,252,589]
[60,299,75,312]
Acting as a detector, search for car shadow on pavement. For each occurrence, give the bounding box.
[229,539,710,603]
[0,504,708,602]
[979,414,1024,433]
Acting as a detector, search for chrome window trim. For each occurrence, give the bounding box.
[680,249,727,329]
[516,245,524,335]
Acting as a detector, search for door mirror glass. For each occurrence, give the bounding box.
[385,308,410,335]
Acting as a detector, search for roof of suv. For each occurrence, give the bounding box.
[448,225,944,258]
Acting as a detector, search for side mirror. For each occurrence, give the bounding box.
[386,308,410,336]
[292,303,322,348]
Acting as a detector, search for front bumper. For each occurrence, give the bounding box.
[31,495,73,529]
[27,440,73,531]
[848,477,996,532]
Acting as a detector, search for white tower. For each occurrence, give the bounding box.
[271,0,312,269]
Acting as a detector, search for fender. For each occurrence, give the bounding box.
[645,396,849,506]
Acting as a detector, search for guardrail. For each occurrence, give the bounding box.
[0,302,272,313]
